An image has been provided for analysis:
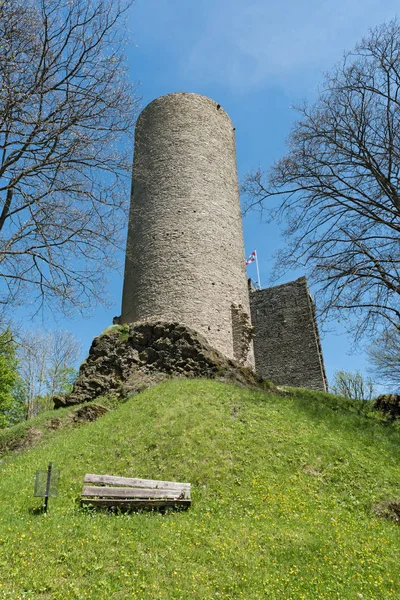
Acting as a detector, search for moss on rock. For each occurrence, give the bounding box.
[54,321,271,408]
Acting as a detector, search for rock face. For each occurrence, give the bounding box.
[374,500,400,525]
[373,394,400,420]
[54,321,263,408]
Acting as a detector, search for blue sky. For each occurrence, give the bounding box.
[31,0,399,388]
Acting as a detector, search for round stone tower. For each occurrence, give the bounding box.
[121,92,254,367]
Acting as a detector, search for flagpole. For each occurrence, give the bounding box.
[255,251,261,289]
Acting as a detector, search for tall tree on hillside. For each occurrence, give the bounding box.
[243,21,400,340]
[331,370,375,401]
[18,329,81,418]
[0,328,24,427]
[368,328,400,392]
[0,0,139,318]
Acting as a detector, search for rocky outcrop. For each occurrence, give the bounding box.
[72,404,110,423]
[54,321,265,408]
[374,500,400,525]
[373,394,400,420]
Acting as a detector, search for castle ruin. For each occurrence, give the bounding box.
[120,92,327,391]
[249,277,327,389]
[121,93,254,368]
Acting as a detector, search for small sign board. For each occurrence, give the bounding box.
[34,462,59,512]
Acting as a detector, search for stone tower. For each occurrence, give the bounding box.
[121,93,254,367]
[249,277,328,390]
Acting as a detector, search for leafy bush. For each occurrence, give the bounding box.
[0,329,25,428]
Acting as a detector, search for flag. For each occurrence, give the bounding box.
[246,250,256,266]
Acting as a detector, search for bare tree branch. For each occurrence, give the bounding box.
[17,328,81,418]
[368,328,400,392]
[0,0,140,318]
[331,370,376,401]
[242,20,400,340]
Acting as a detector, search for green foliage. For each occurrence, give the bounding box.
[29,394,55,416]
[331,369,375,401]
[7,376,28,426]
[17,329,80,419]
[49,366,77,395]
[0,402,78,453]
[0,379,399,598]
[0,329,24,428]
[100,323,130,342]
[24,366,77,416]
[118,323,131,343]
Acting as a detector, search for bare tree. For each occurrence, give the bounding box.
[0,0,139,317]
[17,329,81,418]
[368,328,400,392]
[243,20,400,340]
[331,370,375,401]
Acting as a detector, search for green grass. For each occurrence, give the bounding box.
[0,379,399,599]
[0,403,80,452]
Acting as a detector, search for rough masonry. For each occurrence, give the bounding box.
[120,92,254,368]
[67,92,328,402]
[249,277,328,390]
[54,321,266,408]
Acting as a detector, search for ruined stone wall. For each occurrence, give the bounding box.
[121,93,254,367]
[250,277,327,390]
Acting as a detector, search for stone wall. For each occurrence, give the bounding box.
[231,303,254,365]
[120,93,254,367]
[250,277,328,390]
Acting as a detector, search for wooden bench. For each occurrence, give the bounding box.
[81,474,191,510]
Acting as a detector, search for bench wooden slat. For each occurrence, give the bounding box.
[84,473,190,491]
[81,498,191,509]
[82,485,189,500]
[80,474,191,511]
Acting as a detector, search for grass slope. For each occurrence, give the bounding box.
[0,379,399,600]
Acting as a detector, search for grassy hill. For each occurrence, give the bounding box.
[0,379,399,600]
